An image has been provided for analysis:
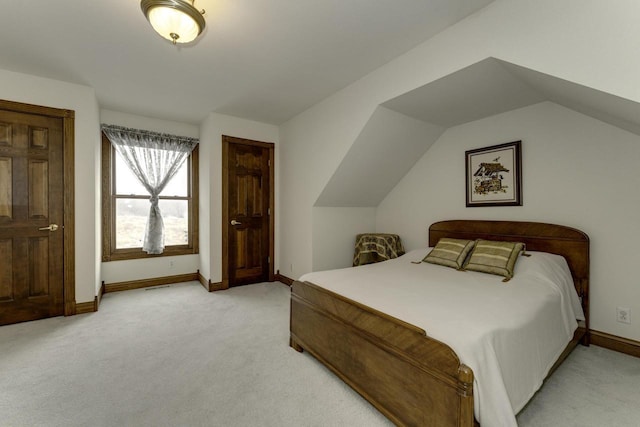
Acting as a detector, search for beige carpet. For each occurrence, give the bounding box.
[0,281,638,426]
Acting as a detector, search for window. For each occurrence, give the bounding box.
[101,132,199,261]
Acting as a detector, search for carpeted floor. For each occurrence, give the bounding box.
[1,281,638,426]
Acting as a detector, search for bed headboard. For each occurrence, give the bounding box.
[429,220,590,330]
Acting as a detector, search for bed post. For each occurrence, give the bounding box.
[579,278,590,346]
[458,365,474,427]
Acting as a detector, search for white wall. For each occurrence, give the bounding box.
[312,207,376,272]
[376,102,640,340]
[280,0,640,274]
[309,106,443,275]
[0,69,101,303]
[99,109,200,284]
[279,91,377,280]
[279,0,640,340]
[199,113,279,284]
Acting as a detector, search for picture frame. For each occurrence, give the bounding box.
[465,140,522,207]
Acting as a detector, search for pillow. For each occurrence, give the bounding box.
[423,238,476,270]
[463,239,525,282]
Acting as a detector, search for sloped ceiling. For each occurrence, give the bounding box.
[382,58,545,127]
[500,61,640,137]
[315,57,640,207]
[315,107,444,207]
[0,0,495,124]
[384,57,640,135]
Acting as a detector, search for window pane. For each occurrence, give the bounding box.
[160,199,189,246]
[115,151,149,196]
[115,151,188,197]
[115,198,147,248]
[115,199,189,248]
[160,159,188,197]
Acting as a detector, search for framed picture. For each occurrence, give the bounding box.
[465,141,522,207]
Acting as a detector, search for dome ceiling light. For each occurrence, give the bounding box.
[140,0,206,45]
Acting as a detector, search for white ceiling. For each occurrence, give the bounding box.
[382,58,546,127]
[0,0,495,125]
[383,57,640,136]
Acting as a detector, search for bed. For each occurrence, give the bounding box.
[289,220,589,426]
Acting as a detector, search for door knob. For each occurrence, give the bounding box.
[39,224,59,232]
[231,220,242,225]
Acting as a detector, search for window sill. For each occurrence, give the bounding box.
[102,247,198,262]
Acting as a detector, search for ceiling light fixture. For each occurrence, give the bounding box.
[140,0,206,45]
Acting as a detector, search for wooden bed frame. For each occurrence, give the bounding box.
[289,220,589,426]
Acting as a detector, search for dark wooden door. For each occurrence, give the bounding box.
[222,136,274,287]
[0,108,65,325]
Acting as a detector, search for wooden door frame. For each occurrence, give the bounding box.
[0,99,75,316]
[221,135,274,289]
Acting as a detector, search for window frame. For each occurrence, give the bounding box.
[101,132,199,261]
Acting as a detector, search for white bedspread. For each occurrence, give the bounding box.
[299,248,584,427]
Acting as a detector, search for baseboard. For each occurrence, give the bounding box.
[75,298,97,314]
[74,282,105,315]
[591,330,640,358]
[196,270,226,292]
[97,281,105,308]
[197,270,209,291]
[104,272,199,293]
[209,281,226,291]
[275,271,294,286]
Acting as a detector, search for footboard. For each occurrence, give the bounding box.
[290,280,475,427]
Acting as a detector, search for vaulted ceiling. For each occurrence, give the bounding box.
[0,0,495,124]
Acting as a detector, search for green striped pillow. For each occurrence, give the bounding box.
[423,238,476,270]
[463,240,525,282]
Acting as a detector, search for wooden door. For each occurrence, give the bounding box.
[0,107,65,325]
[222,136,274,287]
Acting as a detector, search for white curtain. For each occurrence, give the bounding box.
[101,124,198,254]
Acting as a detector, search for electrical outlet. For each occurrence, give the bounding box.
[290,264,293,273]
[169,260,175,269]
[616,307,631,324]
